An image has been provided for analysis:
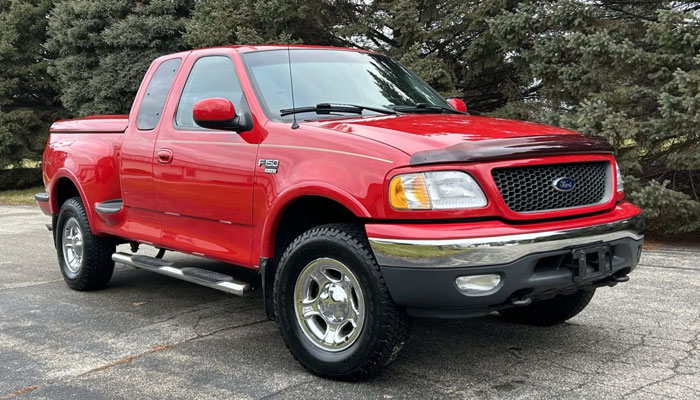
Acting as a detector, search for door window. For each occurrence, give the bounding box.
[175,56,248,129]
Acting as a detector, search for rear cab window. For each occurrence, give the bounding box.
[137,58,182,131]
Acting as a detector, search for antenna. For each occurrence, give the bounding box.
[287,44,299,129]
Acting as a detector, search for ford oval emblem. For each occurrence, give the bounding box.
[553,177,576,192]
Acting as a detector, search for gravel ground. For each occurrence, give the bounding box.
[0,205,698,399]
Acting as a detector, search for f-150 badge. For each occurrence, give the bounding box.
[258,159,279,174]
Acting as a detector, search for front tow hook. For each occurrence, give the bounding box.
[610,274,630,283]
[595,273,630,288]
[510,298,533,307]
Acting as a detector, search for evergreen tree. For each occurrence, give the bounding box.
[337,0,524,111]
[490,1,700,233]
[184,0,354,47]
[0,0,692,232]
[185,0,527,112]
[0,0,63,168]
[46,0,194,115]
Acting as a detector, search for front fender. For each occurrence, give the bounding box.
[257,182,372,260]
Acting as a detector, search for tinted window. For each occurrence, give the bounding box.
[175,56,247,129]
[137,58,181,130]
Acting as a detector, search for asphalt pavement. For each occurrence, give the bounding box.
[0,205,698,399]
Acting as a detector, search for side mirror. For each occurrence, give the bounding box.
[193,98,239,130]
[447,98,467,113]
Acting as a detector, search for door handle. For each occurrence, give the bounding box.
[156,148,174,164]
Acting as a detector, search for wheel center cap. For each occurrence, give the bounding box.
[318,283,349,323]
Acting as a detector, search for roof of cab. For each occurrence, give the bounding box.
[159,44,376,60]
[209,44,375,53]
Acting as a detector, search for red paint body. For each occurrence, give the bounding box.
[193,98,236,122]
[447,98,467,113]
[40,45,642,269]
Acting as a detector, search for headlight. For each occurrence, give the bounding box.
[389,171,487,210]
[615,162,624,192]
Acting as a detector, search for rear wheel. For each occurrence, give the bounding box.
[274,224,411,381]
[56,197,115,291]
[499,289,596,326]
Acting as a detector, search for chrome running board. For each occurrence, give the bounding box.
[112,252,250,296]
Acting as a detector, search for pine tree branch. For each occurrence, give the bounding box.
[366,27,399,48]
[689,170,699,202]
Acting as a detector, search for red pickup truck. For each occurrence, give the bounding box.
[36,45,644,380]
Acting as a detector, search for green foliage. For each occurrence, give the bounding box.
[0,0,63,169]
[1,0,699,232]
[46,0,194,115]
[490,1,700,233]
[335,0,525,108]
[0,168,42,191]
[184,0,526,110]
[625,177,700,234]
[184,0,349,47]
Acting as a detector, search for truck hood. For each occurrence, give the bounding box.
[308,114,612,165]
[310,114,577,152]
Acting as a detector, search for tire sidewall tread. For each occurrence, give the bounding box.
[273,223,410,381]
[56,197,115,291]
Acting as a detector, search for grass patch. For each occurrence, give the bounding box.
[0,187,43,206]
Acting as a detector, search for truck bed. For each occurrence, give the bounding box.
[50,115,129,134]
[42,115,127,235]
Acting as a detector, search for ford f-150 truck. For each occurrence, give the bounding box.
[36,45,644,380]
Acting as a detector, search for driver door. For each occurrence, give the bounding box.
[153,54,258,266]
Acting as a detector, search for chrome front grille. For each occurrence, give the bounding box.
[491,161,610,213]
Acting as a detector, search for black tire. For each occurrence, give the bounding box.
[499,289,596,326]
[55,197,115,291]
[273,223,411,381]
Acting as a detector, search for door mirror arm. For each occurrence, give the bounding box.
[233,111,254,133]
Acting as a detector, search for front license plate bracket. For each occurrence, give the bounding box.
[572,244,612,283]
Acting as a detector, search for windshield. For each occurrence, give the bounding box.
[242,49,450,121]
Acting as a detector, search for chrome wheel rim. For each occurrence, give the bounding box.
[62,217,84,274]
[294,258,365,352]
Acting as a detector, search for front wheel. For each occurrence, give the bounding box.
[274,224,411,381]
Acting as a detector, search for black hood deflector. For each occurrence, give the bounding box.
[409,135,614,166]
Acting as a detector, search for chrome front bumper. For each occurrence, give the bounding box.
[368,215,644,269]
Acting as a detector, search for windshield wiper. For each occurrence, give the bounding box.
[280,103,397,117]
[392,103,467,115]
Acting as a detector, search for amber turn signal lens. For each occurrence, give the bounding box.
[389,176,408,209]
[389,173,431,210]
